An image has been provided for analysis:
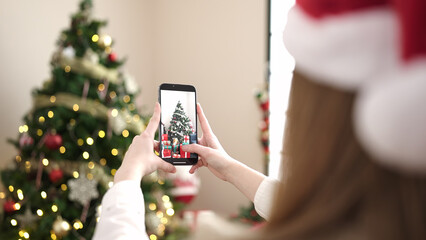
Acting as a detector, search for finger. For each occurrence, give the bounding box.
[145,102,161,136]
[154,140,160,152]
[189,160,204,174]
[197,103,214,137]
[181,143,210,157]
[156,157,176,173]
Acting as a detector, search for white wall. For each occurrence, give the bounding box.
[0,0,267,215]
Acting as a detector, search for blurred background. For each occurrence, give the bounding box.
[0,0,269,216]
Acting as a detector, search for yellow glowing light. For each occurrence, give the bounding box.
[37,209,44,216]
[62,221,71,231]
[98,130,106,138]
[41,191,47,199]
[149,234,157,240]
[10,219,17,226]
[51,232,57,240]
[61,184,68,191]
[86,137,94,145]
[69,119,76,126]
[166,208,175,216]
[14,203,21,210]
[108,181,114,188]
[48,111,54,118]
[17,189,24,200]
[156,211,163,218]
[0,192,5,199]
[98,83,105,92]
[164,201,172,209]
[92,34,99,42]
[87,173,93,180]
[77,138,84,146]
[37,129,43,136]
[122,130,129,138]
[82,151,90,159]
[88,161,95,169]
[25,161,31,169]
[23,232,30,239]
[59,146,66,154]
[39,116,45,123]
[50,95,56,103]
[100,158,107,166]
[109,91,116,98]
[102,35,112,46]
[73,171,79,178]
[110,169,117,176]
[52,204,58,212]
[64,65,71,72]
[105,46,112,54]
[158,179,165,185]
[16,155,22,162]
[133,114,140,122]
[19,230,25,237]
[123,95,131,103]
[111,109,118,117]
[23,125,29,132]
[73,220,83,230]
[73,104,79,111]
[148,203,157,211]
[111,148,118,156]
[129,104,136,111]
[18,126,24,133]
[9,185,14,192]
[42,158,49,166]
[160,217,168,224]
[162,195,170,202]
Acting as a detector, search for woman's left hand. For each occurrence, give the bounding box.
[114,102,176,183]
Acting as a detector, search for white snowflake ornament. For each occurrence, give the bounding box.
[68,176,99,206]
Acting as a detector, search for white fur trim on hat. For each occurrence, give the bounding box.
[284,6,399,91]
[354,60,426,173]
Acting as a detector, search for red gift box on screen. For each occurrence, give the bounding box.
[161,134,168,141]
[180,144,190,158]
[162,141,171,158]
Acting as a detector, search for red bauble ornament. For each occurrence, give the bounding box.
[45,133,63,150]
[3,200,16,213]
[260,100,269,111]
[108,52,117,62]
[49,169,64,183]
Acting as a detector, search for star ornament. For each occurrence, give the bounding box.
[68,176,99,206]
[16,207,38,228]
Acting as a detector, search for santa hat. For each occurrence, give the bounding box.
[284,1,426,174]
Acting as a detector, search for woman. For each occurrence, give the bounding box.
[94,0,426,239]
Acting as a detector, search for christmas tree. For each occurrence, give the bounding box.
[168,101,194,149]
[0,1,188,239]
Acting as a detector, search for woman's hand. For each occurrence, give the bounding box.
[181,103,236,182]
[114,103,176,183]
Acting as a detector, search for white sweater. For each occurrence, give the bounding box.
[93,177,278,240]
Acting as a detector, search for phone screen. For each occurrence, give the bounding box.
[159,84,198,165]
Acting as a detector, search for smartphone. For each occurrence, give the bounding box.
[158,83,198,165]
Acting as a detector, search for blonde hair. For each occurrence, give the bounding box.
[260,72,426,240]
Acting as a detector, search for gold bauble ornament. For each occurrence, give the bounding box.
[52,216,71,237]
[98,34,112,48]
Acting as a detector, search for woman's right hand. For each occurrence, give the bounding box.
[181,103,236,182]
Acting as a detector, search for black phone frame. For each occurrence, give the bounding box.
[158,83,198,165]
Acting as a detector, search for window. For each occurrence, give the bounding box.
[268,0,295,179]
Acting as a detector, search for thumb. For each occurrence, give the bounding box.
[157,157,177,173]
[181,144,211,157]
